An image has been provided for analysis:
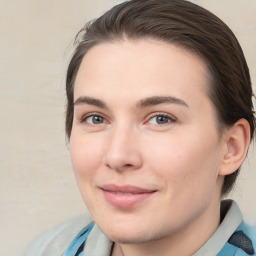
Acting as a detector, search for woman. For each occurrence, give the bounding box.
[24,0,255,255]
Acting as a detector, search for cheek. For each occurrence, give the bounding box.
[70,134,103,181]
[142,130,221,192]
[69,134,105,211]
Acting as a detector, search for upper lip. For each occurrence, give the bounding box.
[100,184,157,194]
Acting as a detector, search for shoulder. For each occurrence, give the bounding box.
[23,211,93,256]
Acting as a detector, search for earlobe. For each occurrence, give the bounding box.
[219,119,251,176]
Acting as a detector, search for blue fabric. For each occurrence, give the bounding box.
[63,222,94,256]
[218,243,239,256]
[237,222,256,254]
[218,222,256,256]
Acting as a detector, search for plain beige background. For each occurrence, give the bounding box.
[0,1,255,255]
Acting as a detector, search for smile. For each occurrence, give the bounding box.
[100,184,157,208]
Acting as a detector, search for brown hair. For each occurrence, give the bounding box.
[65,0,255,196]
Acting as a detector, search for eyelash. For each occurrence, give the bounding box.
[146,112,176,125]
[80,112,108,125]
[79,112,176,126]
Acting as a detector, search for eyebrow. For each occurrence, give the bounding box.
[136,96,189,108]
[73,95,189,109]
[73,96,107,109]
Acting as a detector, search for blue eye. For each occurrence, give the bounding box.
[84,115,105,124]
[148,115,174,125]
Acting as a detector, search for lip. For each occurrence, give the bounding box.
[100,184,157,208]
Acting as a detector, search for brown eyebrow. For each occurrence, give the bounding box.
[136,96,189,108]
[73,96,107,109]
[73,95,189,109]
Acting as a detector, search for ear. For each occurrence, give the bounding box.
[219,118,251,176]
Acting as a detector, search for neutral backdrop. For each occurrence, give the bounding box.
[0,1,255,255]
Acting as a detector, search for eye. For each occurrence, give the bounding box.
[81,114,107,125]
[147,114,175,125]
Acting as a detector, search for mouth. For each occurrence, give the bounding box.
[100,184,157,208]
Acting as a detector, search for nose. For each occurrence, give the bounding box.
[103,125,143,172]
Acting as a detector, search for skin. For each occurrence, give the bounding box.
[70,39,246,256]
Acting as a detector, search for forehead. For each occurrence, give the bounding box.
[74,39,210,105]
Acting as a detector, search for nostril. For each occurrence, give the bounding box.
[103,147,143,171]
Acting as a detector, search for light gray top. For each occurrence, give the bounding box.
[23,200,242,256]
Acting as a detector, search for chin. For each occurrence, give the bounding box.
[107,232,153,244]
[100,223,167,245]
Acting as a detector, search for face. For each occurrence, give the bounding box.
[70,39,226,244]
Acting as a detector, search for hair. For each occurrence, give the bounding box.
[65,0,255,196]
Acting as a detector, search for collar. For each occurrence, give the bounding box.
[84,224,112,256]
[193,200,243,255]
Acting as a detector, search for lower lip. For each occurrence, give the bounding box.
[102,190,155,208]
